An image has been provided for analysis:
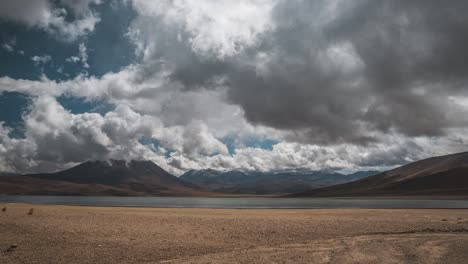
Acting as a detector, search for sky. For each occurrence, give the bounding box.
[0,0,468,175]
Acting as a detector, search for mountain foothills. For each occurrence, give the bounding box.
[0,151,467,197]
[291,151,468,197]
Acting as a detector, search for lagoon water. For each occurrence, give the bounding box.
[1,195,468,209]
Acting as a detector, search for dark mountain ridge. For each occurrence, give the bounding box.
[180,169,379,194]
[32,160,193,187]
[291,151,468,197]
[0,160,206,196]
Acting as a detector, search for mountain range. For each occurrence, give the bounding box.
[1,151,467,197]
[180,169,378,194]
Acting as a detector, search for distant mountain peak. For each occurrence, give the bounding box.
[180,168,376,194]
[198,168,221,173]
[21,159,201,192]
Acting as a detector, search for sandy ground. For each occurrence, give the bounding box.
[1,203,468,263]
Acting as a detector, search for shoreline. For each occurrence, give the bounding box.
[3,203,468,210]
[4,202,468,211]
[2,195,468,210]
[2,194,468,199]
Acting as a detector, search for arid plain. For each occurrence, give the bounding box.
[1,203,468,264]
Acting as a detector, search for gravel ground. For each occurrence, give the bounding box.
[1,203,468,263]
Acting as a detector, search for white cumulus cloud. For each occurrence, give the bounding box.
[0,0,101,41]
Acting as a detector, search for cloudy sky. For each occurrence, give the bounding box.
[1,0,468,175]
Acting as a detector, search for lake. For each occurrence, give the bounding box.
[1,196,468,209]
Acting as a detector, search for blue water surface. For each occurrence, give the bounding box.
[1,196,468,209]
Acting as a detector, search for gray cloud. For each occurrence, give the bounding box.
[225,0,468,143]
[128,0,468,145]
[2,0,468,174]
[0,0,101,40]
[0,95,160,173]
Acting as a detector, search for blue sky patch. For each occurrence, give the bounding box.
[139,137,174,158]
[57,96,114,115]
[0,1,137,81]
[0,1,136,137]
[0,91,31,138]
[222,136,279,154]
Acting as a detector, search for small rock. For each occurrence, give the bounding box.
[6,244,18,252]
[441,219,448,221]
[1,207,6,212]
[28,208,34,215]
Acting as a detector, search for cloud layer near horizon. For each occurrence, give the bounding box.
[1,0,468,174]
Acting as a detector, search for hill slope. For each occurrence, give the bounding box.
[291,152,468,197]
[0,160,207,196]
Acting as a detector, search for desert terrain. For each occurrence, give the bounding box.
[1,203,468,263]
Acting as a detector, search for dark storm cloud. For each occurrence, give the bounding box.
[326,0,468,134]
[145,0,468,144]
[227,0,468,143]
